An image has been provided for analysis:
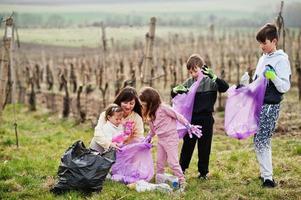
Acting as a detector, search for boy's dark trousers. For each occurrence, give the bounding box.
[180,114,214,176]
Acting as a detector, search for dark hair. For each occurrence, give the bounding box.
[139,87,162,121]
[114,86,142,117]
[105,104,123,121]
[186,54,205,70]
[256,23,278,43]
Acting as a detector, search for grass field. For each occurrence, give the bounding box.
[7,26,204,48]
[1,26,260,48]
[0,99,300,199]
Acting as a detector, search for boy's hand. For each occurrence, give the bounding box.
[264,65,276,80]
[202,65,217,81]
[265,70,276,80]
[172,84,188,94]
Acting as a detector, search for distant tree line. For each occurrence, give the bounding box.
[1,3,300,28]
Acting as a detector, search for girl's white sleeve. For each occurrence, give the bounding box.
[94,112,106,135]
[94,112,111,149]
[93,134,111,150]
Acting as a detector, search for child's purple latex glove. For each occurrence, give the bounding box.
[143,135,152,143]
[185,124,202,138]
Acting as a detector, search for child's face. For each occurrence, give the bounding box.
[108,111,123,126]
[259,38,277,54]
[188,67,199,79]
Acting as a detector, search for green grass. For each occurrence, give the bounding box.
[11,26,205,48]
[0,104,301,200]
[0,26,259,48]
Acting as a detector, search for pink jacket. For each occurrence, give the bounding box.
[148,104,188,139]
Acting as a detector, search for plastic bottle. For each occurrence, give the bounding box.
[133,180,172,193]
[240,72,250,86]
[135,180,156,192]
[154,183,172,193]
[156,173,179,190]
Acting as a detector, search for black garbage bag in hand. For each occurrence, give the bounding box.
[51,140,116,194]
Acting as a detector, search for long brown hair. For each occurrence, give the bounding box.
[139,87,162,121]
[114,86,142,117]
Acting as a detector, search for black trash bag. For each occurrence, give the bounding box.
[50,140,116,194]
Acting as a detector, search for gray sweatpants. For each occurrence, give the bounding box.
[254,104,280,181]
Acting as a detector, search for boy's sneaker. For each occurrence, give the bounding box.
[105,173,112,180]
[262,179,277,188]
[198,174,209,180]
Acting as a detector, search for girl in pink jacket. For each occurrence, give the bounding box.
[139,87,202,192]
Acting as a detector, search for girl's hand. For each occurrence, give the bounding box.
[185,124,203,138]
[110,142,121,150]
[143,135,152,143]
[131,123,138,136]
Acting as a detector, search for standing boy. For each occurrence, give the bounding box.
[171,54,229,179]
[253,23,291,187]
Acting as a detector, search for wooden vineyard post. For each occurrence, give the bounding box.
[275,1,285,51]
[162,57,168,88]
[235,57,241,86]
[296,52,301,101]
[46,64,54,90]
[15,60,25,104]
[28,77,36,111]
[100,22,107,80]
[217,53,226,111]
[60,74,70,118]
[123,59,136,88]
[227,57,232,83]
[115,68,122,96]
[69,63,77,93]
[142,17,156,86]
[0,16,14,118]
[115,59,125,95]
[98,22,109,109]
[45,62,57,114]
[34,64,41,91]
[76,85,86,123]
[100,83,109,109]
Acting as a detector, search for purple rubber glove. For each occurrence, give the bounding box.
[143,135,152,143]
[185,124,202,138]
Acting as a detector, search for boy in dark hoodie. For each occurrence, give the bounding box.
[171,54,229,179]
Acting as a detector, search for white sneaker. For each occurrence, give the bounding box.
[105,173,112,180]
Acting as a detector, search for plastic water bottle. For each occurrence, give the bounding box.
[133,180,172,193]
[240,72,250,86]
[154,183,172,193]
[135,180,156,192]
[156,173,179,190]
